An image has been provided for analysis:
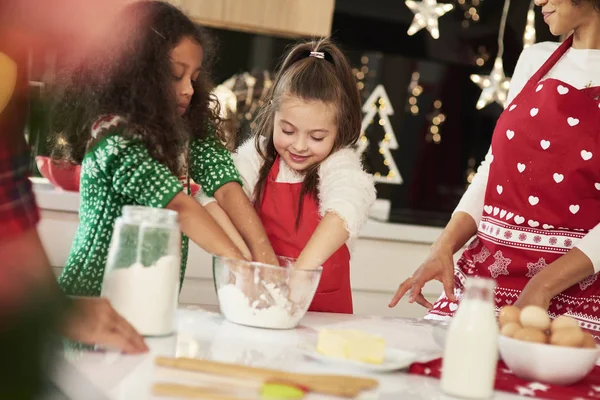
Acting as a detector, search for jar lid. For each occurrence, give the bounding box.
[121,206,178,225]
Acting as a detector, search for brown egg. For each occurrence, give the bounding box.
[500,322,522,338]
[551,315,580,332]
[499,306,521,327]
[582,332,597,349]
[550,327,585,348]
[514,327,548,344]
[520,305,551,331]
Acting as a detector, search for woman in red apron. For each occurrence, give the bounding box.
[390,0,600,335]
[229,39,376,314]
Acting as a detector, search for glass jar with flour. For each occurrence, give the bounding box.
[101,206,181,336]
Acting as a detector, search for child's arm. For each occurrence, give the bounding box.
[166,192,246,260]
[100,129,245,261]
[197,193,252,260]
[214,182,278,265]
[295,149,377,270]
[190,136,278,265]
[295,213,350,269]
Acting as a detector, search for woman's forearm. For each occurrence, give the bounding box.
[433,211,478,254]
[526,247,594,300]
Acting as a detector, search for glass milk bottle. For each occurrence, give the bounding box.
[101,206,181,336]
[441,277,498,399]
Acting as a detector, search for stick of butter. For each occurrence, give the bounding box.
[316,329,386,364]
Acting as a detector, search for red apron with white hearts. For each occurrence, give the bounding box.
[256,158,353,314]
[428,36,600,336]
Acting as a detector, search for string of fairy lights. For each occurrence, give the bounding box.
[406,0,537,109]
[351,0,539,185]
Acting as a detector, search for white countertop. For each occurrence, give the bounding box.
[32,180,443,244]
[51,305,526,400]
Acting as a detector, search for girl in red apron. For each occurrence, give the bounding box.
[230,39,376,314]
[390,0,600,336]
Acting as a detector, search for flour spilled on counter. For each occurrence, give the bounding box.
[102,255,179,336]
[217,283,302,329]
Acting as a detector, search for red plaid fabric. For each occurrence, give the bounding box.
[0,145,39,239]
[0,44,38,239]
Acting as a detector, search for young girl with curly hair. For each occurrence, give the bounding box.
[52,1,276,298]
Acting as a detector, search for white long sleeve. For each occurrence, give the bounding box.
[232,139,263,200]
[454,41,600,272]
[318,148,377,240]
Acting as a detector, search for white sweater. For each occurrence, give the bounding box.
[455,41,600,272]
[205,139,377,251]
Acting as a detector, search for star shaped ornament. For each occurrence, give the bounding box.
[405,0,454,39]
[471,56,511,110]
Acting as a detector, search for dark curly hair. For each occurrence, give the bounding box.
[50,0,223,175]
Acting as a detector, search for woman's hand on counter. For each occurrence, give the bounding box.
[388,244,456,309]
[388,212,476,309]
[62,297,148,354]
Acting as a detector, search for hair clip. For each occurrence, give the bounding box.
[151,27,166,39]
[309,51,325,59]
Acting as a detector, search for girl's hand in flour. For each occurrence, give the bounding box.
[63,297,148,354]
[228,259,287,307]
[228,259,260,302]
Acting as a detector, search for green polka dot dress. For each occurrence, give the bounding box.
[58,116,241,297]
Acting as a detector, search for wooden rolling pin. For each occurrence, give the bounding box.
[153,383,245,400]
[155,356,379,397]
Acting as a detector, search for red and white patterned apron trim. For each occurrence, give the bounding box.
[479,216,585,254]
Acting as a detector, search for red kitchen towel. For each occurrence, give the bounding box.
[409,358,600,399]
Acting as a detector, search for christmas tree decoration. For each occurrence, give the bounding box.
[523,0,536,49]
[470,0,511,109]
[405,0,454,39]
[356,85,403,184]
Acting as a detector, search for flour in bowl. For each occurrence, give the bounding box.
[217,282,303,329]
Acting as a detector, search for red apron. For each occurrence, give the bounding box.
[256,158,353,314]
[429,36,600,335]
